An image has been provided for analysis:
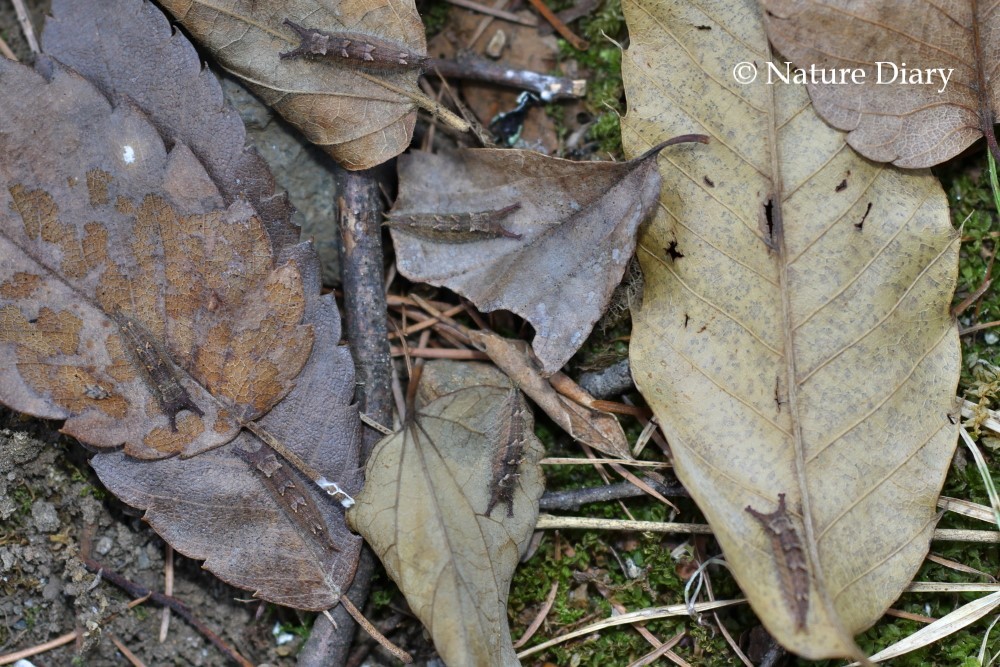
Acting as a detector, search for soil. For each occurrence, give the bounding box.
[0,409,312,666]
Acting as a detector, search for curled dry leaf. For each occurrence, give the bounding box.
[91,272,364,609]
[622,0,960,658]
[469,330,630,459]
[760,1,1000,168]
[348,360,544,667]
[389,140,705,374]
[0,57,313,459]
[42,0,299,249]
[157,0,425,170]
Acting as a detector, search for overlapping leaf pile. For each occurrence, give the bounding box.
[0,0,362,610]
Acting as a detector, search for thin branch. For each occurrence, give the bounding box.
[425,56,587,102]
[80,557,253,667]
[0,631,78,666]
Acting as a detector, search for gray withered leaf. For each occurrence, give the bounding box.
[348,361,544,667]
[155,0,425,170]
[389,139,705,374]
[42,0,299,250]
[92,262,364,609]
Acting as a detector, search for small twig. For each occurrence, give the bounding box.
[512,582,559,649]
[340,596,413,663]
[389,347,489,360]
[444,0,539,25]
[109,634,148,667]
[425,56,587,102]
[0,630,78,666]
[961,319,1000,336]
[159,544,174,642]
[523,0,589,49]
[538,0,601,35]
[539,477,686,511]
[540,457,668,467]
[953,278,992,317]
[11,0,39,54]
[0,34,17,61]
[360,412,394,435]
[536,515,712,534]
[80,557,253,667]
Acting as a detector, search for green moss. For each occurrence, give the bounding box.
[552,0,627,156]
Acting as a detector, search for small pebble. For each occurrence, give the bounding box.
[95,536,113,556]
[31,500,59,533]
[485,29,506,59]
[986,331,998,345]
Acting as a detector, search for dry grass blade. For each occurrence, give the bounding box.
[845,591,1000,665]
[515,599,743,659]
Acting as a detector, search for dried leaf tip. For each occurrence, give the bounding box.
[634,134,710,163]
[279,19,427,71]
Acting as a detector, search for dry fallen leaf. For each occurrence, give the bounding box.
[622,0,960,658]
[91,273,363,610]
[0,57,313,459]
[157,0,426,170]
[390,141,703,374]
[349,360,544,667]
[469,329,631,459]
[760,1,998,168]
[42,0,299,250]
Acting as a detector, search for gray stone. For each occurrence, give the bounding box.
[30,500,59,533]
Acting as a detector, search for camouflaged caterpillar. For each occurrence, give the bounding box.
[746,493,809,631]
[111,311,203,431]
[485,388,527,518]
[238,445,341,553]
[280,19,427,71]
[384,203,523,243]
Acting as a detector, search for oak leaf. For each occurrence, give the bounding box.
[0,57,313,460]
[760,0,999,168]
[621,0,960,658]
[389,143,701,373]
[348,360,544,667]
[157,0,426,170]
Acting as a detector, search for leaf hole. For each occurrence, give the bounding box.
[703,176,715,188]
[835,179,847,192]
[665,240,684,260]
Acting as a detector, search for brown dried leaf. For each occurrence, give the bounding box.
[760,1,999,168]
[469,330,630,459]
[389,143,691,374]
[42,0,299,250]
[91,278,363,609]
[348,360,544,667]
[0,57,313,459]
[157,0,425,170]
[622,0,960,658]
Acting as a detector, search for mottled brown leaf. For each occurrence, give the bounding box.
[760,1,1000,168]
[389,142,700,373]
[157,0,425,170]
[91,271,363,609]
[469,329,631,459]
[349,361,544,667]
[0,57,313,459]
[42,0,299,249]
